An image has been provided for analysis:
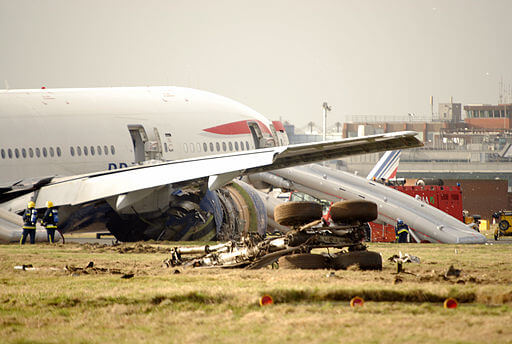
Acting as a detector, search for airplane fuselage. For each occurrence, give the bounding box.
[0,86,287,185]
[0,86,423,243]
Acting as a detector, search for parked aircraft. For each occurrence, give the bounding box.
[0,86,422,242]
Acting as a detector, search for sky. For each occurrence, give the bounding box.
[1,0,511,129]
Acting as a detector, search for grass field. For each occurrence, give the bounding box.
[1,241,511,344]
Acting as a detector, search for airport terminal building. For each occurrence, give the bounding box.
[284,101,512,216]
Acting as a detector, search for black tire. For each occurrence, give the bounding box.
[332,251,382,270]
[499,220,509,231]
[274,201,322,227]
[278,253,328,269]
[330,200,378,224]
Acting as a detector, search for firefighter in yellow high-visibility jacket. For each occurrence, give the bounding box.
[41,201,59,243]
[395,219,409,243]
[21,201,37,244]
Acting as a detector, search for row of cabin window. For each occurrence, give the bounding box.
[175,140,251,154]
[70,145,116,157]
[1,145,116,159]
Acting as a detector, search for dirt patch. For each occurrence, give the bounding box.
[65,261,130,277]
[78,242,170,254]
[115,243,170,254]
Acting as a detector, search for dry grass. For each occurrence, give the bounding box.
[0,241,511,343]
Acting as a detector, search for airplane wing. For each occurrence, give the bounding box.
[34,131,422,208]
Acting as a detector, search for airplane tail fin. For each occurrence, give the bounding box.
[367,150,401,180]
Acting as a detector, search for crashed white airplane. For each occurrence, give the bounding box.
[0,86,422,242]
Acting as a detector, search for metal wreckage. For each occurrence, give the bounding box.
[164,199,383,270]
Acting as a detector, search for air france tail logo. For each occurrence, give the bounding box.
[367,150,401,180]
[108,163,128,170]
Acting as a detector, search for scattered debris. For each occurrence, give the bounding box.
[388,251,420,274]
[388,252,421,264]
[163,220,381,270]
[14,264,35,271]
[65,262,124,276]
[445,265,462,278]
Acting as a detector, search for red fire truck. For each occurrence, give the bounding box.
[368,185,463,242]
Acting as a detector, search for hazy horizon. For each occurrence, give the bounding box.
[1,0,511,128]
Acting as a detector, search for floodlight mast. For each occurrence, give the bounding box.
[322,102,331,141]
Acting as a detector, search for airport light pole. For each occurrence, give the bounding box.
[322,102,331,141]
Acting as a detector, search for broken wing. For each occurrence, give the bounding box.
[35,131,422,208]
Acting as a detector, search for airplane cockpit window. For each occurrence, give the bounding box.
[83,146,88,156]
[235,142,239,151]
[203,143,208,152]
[49,147,54,157]
[210,143,214,152]
[57,147,61,157]
[70,147,75,156]
[29,148,34,158]
[22,148,27,158]
[245,141,250,150]
[42,148,47,158]
[90,146,95,156]
[1,149,5,159]
[222,142,227,151]
[15,148,20,158]
[216,142,220,152]
[240,141,244,151]
[110,145,115,155]
[96,146,101,155]
[8,149,13,159]
[196,143,201,152]
[104,145,108,155]
[35,148,40,158]
[77,146,82,156]
[228,142,233,151]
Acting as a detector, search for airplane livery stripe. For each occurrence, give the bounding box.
[203,120,271,135]
[372,150,401,179]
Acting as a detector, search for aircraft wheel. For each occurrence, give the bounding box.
[330,200,378,224]
[332,251,382,270]
[498,220,509,231]
[278,253,328,269]
[274,201,322,227]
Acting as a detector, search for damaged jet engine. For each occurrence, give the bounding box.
[57,179,272,242]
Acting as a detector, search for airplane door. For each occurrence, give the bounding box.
[248,122,263,149]
[147,127,163,160]
[128,125,148,163]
